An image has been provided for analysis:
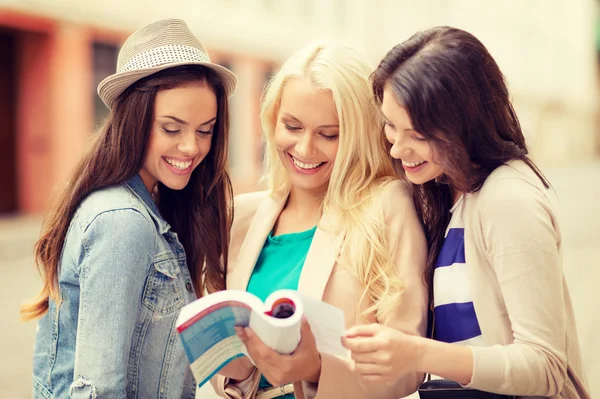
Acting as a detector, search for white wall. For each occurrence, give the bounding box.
[377,0,599,161]
[4,0,598,162]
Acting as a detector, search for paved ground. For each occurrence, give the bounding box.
[1,161,598,398]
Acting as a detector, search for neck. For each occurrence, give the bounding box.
[451,188,463,205]
[285,185,326,223]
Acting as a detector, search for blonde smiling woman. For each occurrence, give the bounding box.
[210,42,429,399]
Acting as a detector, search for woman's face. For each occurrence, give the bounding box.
[139,82,217,192]
[273,77,340,195]
[381,85,444,185]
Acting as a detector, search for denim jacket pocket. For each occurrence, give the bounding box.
[143,254,184,314]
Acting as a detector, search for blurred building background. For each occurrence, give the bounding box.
[0,0,598,397]
[0,0,598,213]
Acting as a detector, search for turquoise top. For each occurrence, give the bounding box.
[246,226,317,397]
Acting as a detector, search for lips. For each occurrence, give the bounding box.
[164,156,192,170]
[287,153,326,175]
[291,156,324,170]
[402,160,426,168]
[162,156,195,176]
[401,160,428,173]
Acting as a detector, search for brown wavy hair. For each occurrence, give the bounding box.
[371,26,549,295]
[21,65,233,320]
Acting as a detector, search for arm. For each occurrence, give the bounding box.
[464,177,568,396]
[69,209,155,398]
[344,177,571,397]
[314,181,429,399]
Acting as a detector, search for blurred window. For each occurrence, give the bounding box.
[219,60,238,169]
[92,42,119,130]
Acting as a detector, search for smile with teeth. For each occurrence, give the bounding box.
[402,160,426,168]
[164,157,192,170]
[291,156,324,170]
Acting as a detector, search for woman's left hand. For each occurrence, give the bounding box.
[342,323,421,383]
[236,317,322,387]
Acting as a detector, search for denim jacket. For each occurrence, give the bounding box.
[33,175,197,398]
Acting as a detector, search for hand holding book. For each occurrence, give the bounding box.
[236,316,322,386]
[176,289,346,388]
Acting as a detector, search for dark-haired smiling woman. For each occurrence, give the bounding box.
[22,19,237,398]
[342,26,591,399]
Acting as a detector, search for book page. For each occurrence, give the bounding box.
[298,293,348,358]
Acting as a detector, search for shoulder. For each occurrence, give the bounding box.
[378,178,412,203]
[74,184,154,237]
[233,191,270,213]
[233,190,272,218]
[469,161,558,236]
[374,179,414,219]
[474,160,555,214]
[231,190,274,242]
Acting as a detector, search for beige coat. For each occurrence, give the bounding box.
[211,180,429,399]
[456,161,590,399]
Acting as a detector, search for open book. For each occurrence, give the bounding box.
[176,289,347,388]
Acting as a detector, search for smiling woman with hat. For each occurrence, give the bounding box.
[22,18,237,398]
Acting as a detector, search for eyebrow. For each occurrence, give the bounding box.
[282,113,339,129]
[381,113,416,132]
[160,115,217,126]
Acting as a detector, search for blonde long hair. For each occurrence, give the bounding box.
[261,43,403,319]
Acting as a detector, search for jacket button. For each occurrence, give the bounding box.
[185,282,193,293]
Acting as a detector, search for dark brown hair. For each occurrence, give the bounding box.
[371,26,549,294]
[21,65,232,320]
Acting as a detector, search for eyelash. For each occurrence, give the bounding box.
[384,122,427,142]
[320,133,338,141]
[284,124,338,140]
[284,123,301,132]
[162,129,213,135]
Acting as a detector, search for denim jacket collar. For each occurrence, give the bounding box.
[125,174,171,235]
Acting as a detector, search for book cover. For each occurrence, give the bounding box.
[176,289,346,388]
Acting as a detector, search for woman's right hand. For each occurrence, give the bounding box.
[218,355,255,381]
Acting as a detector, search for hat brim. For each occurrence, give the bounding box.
[97,61,238,109]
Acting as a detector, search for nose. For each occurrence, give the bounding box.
[177,130,200,157]
[389,131,410,160]
[295,131,317,158]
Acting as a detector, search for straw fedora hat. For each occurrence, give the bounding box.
[97,18,238,109]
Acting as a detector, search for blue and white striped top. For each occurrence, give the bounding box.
[433,195,484,346]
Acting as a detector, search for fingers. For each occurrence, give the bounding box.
[297,317,317,349]
[341,335,382,353]
[236,327,295,386]
[349,350,390,364]
[345,323,381,338]
[301,316,312,333]
[237,327,276,362]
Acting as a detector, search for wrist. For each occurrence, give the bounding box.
[306,353,322,383]
[414,335,431,374]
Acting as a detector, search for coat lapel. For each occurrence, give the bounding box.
[227,193,287,291]
[297,211,346,301]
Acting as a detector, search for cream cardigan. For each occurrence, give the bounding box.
[461,161,589,398]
